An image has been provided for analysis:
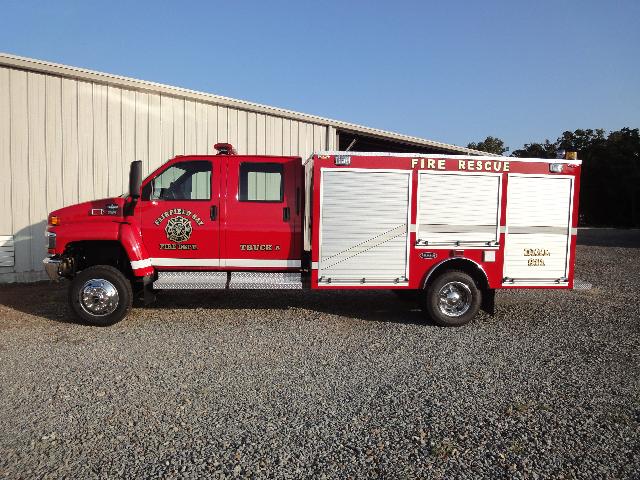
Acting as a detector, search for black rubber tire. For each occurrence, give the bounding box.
[422,270,482,327]
[68,265,133,326]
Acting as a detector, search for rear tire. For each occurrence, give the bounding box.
[68,265,132,326]
[422,270,481,327]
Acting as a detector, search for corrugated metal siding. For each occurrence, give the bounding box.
[503,175,573,281]
[318,170,410,284]
[417,172,501,245]
[0,65,329,281]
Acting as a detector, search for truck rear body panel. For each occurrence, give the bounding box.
[308,153,581,291]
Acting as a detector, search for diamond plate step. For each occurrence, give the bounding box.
[573,278,593,290]
[153,271,227,289]
[153,271,304,290]
[228,272,302,289]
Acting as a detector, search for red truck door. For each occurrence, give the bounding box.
[138,158,221,268]
[222,156,301,269]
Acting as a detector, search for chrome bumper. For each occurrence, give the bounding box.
[42,256,62,282]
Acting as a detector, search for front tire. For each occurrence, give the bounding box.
[69,265,132,326]
[422,270,481,327]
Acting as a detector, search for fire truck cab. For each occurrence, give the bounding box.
[43,144,581,327]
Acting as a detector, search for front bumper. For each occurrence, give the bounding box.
[42,256,62,282]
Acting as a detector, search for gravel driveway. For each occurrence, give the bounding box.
[0,230,638,479]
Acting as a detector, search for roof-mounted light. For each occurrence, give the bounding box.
[214,143,236,155]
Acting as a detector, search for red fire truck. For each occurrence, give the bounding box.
[43,144,581,327]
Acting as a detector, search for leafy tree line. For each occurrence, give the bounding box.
[468,128,640,228]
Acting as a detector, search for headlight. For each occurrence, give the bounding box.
[45,231,56,251]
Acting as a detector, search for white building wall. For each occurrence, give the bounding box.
[0,65,329,281]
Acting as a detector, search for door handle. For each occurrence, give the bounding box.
[210,205,217,221]
[283,206,290,221]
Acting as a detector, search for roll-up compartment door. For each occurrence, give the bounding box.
[417,172,501,246]
[504,175,574,285]
[318,169,411,285]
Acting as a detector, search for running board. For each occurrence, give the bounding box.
[153,271,303,290]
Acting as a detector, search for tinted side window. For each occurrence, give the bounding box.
[142,160,211,201]
[239,163,283,202]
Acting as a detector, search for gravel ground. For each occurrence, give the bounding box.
[0,230,638,479]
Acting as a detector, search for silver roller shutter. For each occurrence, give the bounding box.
[504,174,574,284]
[318,169,411,285]
[417,172,501,246]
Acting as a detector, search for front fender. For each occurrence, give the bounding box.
[119,223,154,277]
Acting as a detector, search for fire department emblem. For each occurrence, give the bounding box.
[165,216,192,243]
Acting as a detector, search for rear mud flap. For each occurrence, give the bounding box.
[481,288,495,316]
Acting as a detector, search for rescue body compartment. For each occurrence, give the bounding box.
[307,152,580,290]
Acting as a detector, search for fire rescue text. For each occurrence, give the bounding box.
[411,158,510,172]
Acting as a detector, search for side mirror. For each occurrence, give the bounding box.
[129,160,143,199]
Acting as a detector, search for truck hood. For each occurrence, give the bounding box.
[48,197,127,225]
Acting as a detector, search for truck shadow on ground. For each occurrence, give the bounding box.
[149,289,428,326]
[0,282,429,327]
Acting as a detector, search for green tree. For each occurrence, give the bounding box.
[576,127,640,227]
[511,140,557,159]
[467,136,508,155]
[557,128,606,152]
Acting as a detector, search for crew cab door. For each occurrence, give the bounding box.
[223,156,301,269]
[138,158,220,268]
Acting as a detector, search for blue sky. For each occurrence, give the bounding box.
[1,0,638,150]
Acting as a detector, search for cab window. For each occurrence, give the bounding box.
[143,160,211,201]
[239,162,283,202]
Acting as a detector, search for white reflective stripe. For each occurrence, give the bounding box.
[571,227,578,235]
[130,259,152,270]
[409,224,416,233]
[311,261,319,269]
[151,258,220,267]
[222,259,301,268]
[149,258,301,268]
[499,226,507,234]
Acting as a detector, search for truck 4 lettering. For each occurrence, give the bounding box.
[240,244,280,251]
[411,158,510,173]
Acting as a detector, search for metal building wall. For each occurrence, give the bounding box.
[0,65,332,282]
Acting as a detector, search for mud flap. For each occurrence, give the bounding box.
[142,275,156,306]
[481,288,495,315]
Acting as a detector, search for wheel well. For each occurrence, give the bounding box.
[64,241,132,278]
[422,258,489,292]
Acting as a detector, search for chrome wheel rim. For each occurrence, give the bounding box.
[438,281,472,317]
[79,279,119,316]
